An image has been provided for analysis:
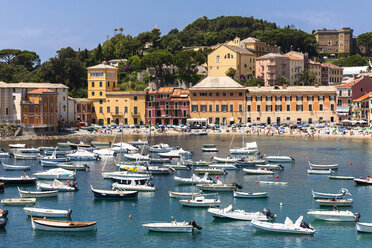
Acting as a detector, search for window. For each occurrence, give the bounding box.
[266,105,272,112]
[230,92,233,96]
[216,92,220,97]
[100,92,102,96]
[296,96,303,101]
[191,105,198,112]
[275,105,282,111]
[230,105,234,112]
[286,105,291,111]
[239,92,242,96]
[247,105,251,112]
[216,55,220,63]
[209,93,212,96]
[246,96,252,101]
[296,105,303,111]
[329,96,335,101]
[134,96,137,101]
[348,90,351,97]
[99,107,103,113]
[113,82,116,88]
[275,96,282,101]
[90,72,104,77]
[91,82,95,87]
[338,99,342,106]
[347,99,351,105]
[256,96,262,101]
[285,96,291,101]
[5,108,8,115]
[308,104,313,111]
[183,110,187,117]
[223,92,226,96]
[193,93,196,96]
[124,107,128,113]
[150,96,154,101]
[200,105,207,112]
[92,92,95,96]
[148,102,152,107]
[318,96,324,101]
[99,82,102,87]
[107,118,111,124]
[209,105,213,112]
[216,105,220,112]
[257,105,261,112]
[106,106,110,113]
[183,102,187,107]
[134,107,138,114]
[239,104,242,112]
[221,105,228,112]
[307,96,314,101]
[13,96,15,100]
[107,82,110,87]
[331,104,335,111]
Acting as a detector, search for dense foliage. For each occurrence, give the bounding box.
[333,54,368,67]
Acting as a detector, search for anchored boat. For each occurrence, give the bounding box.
[18,187,58,198]
[24,207,72,218]
[208,205,276,221]
[233,191,268,198]
[251,216,315,235]
[142,217,201,233]
[31,217,96,232]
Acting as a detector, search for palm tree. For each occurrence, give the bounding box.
[119,27,124,34]
[114,28,118,35]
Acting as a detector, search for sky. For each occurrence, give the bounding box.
[1,0,371,62]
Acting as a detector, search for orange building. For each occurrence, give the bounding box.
[21,88,58,132]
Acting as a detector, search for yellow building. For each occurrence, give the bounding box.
[227,37,281,57]
[87,63,146,125]
[208,44,255,77]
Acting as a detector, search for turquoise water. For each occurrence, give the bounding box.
[1,135,372,247]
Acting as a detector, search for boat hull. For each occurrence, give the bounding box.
[251,220,314,235]
[31,219,96,232]
[0,178,36,185]
[142,223,193,233]
[180,199,220,207]
[357,222,372,233]
[307,211,356,221]
[233,191,268,198]
[315,199,353,207]
[1,198,36,206]
[354,179,372,185]
[208,209,268,221]
[24,207,71,218]
[19,190,58,198]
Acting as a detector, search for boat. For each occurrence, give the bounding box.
[2,162,30,171]
[243,168,274,175]
[266,156,294,163]
[58,163,89,171]
[251,216,315,235]
[209,163,238,170]
[158,148,192,158]
[90,185,138,199]
[196,180,242,192]
[34,168,76,180]
[9,144,26,148]
[112,181,156,192]
[356,222,372,233]
[257,181,288,185]
[149,143,174,153]
[93,148,116,157]
[0,149,11,158]
[195,168,227,175]
[164,163,190,170]
[123,153,150,161]
[91,141,111,147]
[187,160,210,166]
[66,150,99,161]
[37,179,78,192]
[308,161,338,170]
[0,209,8,218]
[230,142,260,155]
[0,176,36,185]
[256,164,283,170]
[18,187,58,198]
[130,139,148,146]
[174,173,214,185]
[39,152,69,162]
[40,160,60,167]
[111,176,150,185]
[315,198,353,207]
[31,217,96,232]
[1,198,36,206]
[168,191,202,199]
[307,209,360,222]
[102,171,151,179]
[328,176,354,180]
[208,205,276,221]
[201,144,218,152]
[142,217,202,233]
[233,191,269,198]
[17,148,40,153]
[113,142,139,153]
[213,156,241,163]
[307,169,333,175]
[236,159,266,167]
[354,178,372,185]
[180,195,220,207]
[13,153,38,160]
[312,188,350,199]
[121,165,173,175]
[24,207,72,218]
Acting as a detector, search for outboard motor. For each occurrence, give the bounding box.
[9,152,14,158]
[84,164,90,171]
[232,182,243,189]
[300,221,313,230]
[189,220,202,230]
[1,210,8,218]
[95,155,102,160]
[355,213,361,222]
[147,182,154,187]
[262,208,276,220]
[207,176,213,181]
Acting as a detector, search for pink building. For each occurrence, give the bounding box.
[256,53,290,86]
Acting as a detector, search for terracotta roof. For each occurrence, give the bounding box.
[321,63,343,70]
[354,92,370,102]
[190,77,245,90]
[257,53,288,60]
[284,55,303,61]
[223,44,255,55]
[158,87,176,94]
[247,86,336,93]
[335,78,362,88]
[28,88,56,94]
[171,89,189,97]
[87,64,117,70]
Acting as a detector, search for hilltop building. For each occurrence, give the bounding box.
[314,27,353,54]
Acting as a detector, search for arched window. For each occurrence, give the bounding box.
[24,118,29,125]
[227,53,230,59]
[91,82,95,87]
[216,55,220,63]
[35,118,39,125]
[24,106,28,113]
[231,55,233,58]
[107,82,110,87]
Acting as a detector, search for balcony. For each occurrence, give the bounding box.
[111,112,124,116]
[131,112,140,117]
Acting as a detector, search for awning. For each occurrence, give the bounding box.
[230,118,234,121]
[336,106,350,113]
[186,118,207,123]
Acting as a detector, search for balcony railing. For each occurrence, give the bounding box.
[131,112,140,117]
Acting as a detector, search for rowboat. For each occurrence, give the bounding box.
[112,181,156,192]
[307,209,360,222]
[31,217,97,232]
[208,164,238,170]
[354,178,372,185]
[308,161,338,170]
[0,176,36,185]
[90,185,138,199]
[315,199,353,207]
[266,156,294,163]
[213,156,241,163]
[251,216,315,235]
[195,168,227,175]
[233,191,268,198]
[174,173,213,185]
[180,196,220,207]
[1,198,36,206]
[328,176,354,180]
[168,191,202,199]
[14,153,38,160]
[256,164,283,170]
[9,144,26,148]
[58,163,89,171]
[257,181,288,185]
[24,207,72,218]
[196,182,242,192]
[37,179,78,192]
[243,168,274,175]
[356,222,372,233]
[208,205,276,221]
[142,218,201,233]
[307,169,333,175]
[18,187,58,198]
[312,188,350,199]
[201,144,218,152]
[34,168,76,180]
[2,162,31,171]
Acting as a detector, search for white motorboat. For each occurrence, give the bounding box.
[257,181,288,185]
[208,205,276,221]
[195,168,227,175]
[312,188,350,199]
[130,139,148,146]
[113,142,139,153]
[201,144,218,152]
[37,179,78,192]
[112,181,156,192]
[266,156,294,163]
[356,222,372,233]
[18,187,58,198]
[31,217,96,232]
[243,168,274,175]
[66,150,98,161]
[213,156,241,163]
[196,180,242,192]
[307,209,360,222]
[9,144,26,148]
[123,153,150,161]
[149,143,173,153]
[180,196,220,207]
[308,161,338,170]
[168,191,202,199]
[158,148,191,158]
[142,217,201,233]
[93,148,116,157]
[91,185,138,199]
[307,169,333,175]
[2,162,30,171]
[315,199,353,207]
[230,142,259,155]
[102,171,151,179]
[0,149,10,158]
[14,153,38,160]
[24,207,72,218]
[354,178,372,186]
[209,163,238,170]
[17,148,40,153]
[174,173,213,185]
[58,163,89,171]
[255,164,283,170]
[39,154,69,163]
[251,216,315,235]
[329,176,354,180]
[233,191,268,198]
[34,168,75,180]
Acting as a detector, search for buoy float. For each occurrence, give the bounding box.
[280,202,283,206]
[360,176,363,179]
[129,214,132,220]
[349,162,352,165]
[276,175,279,179]
[256,181,259,184]
[306,155,309,159]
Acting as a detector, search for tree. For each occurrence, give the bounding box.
[141,49,174,80]
[333,54,368,67]
[95,44,103,63]
[225,67,236,78]
[119,27,124,34]
[299,70,316,85]
[276,76,289,86]
[173,50,206,73]
[128,55,142,71]
[0,49,21,64]
[357,32,372,56]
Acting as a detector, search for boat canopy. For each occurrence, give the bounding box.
[245,142,257,149]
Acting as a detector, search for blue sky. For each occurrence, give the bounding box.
[1,0,370,61]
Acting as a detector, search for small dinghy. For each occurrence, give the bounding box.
[31,217,96,232]
[34,168,76,180]
[24,207,72,218]
[209,163,238,170]
[266,156,294,163]
[354,178,372,186]
[243,168,274,175]
[195,168,227,175]
[255,164,283,170]
[112,181,156,192]
[18,187,58,198]
[9,144,26,148]
[308,161,338,170]
[251,216,315,235]
[180,195,220,208]
[328,176,354,180]
[174,173,213,185]
[0,176,36,185]
[307,169,333,175]
[37,179,78,192]
[356,222,372,233]
[208,205,276,221]
[307,208,360,222]
[233,191,268,198]
[2,162,30,171]
[201,144,218,152]
[168,191,202,199]
[213,156,241,163]
[90,185,138,199]
[196,180,242,192]
[312,188,350,199]
[316,198,353,207]
[142,217,202,233]
[1,198,36,206]
[257,181,288,185]
[58,163,89,171]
